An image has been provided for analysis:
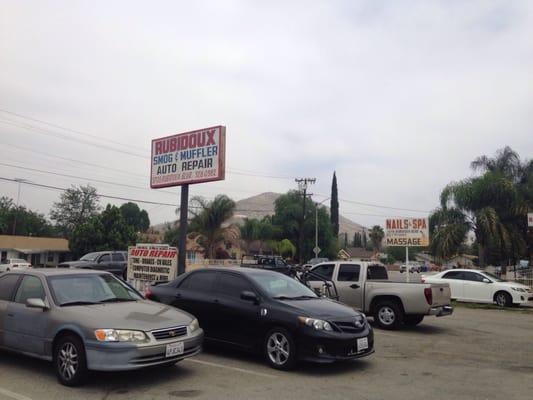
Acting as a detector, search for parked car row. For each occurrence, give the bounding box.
[0,266,374,386]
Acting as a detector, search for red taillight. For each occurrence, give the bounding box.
[424,288,433,305]
[144,288,153,299]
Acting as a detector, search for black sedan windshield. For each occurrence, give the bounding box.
[250,272,318,299]
[49,274,142,306]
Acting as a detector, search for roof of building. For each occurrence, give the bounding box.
[0,235,69,253]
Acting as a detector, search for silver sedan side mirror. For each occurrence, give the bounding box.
[26,298,49,310]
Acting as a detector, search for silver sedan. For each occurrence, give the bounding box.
[0,269,203,386]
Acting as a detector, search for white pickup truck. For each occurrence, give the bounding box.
[305,261,453,329]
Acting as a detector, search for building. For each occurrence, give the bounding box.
[0,235,70,267]
[338,247,375,260]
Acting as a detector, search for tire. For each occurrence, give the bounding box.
[54,334,88,386]
[373,301,404,330]
[404,315,424,326]
[494,291,512,308]
[264,327,297,370]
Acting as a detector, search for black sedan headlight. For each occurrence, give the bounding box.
[298,316,333,331]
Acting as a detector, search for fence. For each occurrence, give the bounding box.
[186,259,242,271]
[505,269,533,289]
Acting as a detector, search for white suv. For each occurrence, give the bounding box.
[0,258,31,273]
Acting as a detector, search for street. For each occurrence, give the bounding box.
[1,307,532,400]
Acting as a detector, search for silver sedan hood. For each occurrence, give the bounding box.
[58,300,194,331]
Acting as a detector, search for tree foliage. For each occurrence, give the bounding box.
[369,225,385,253]
[119,202,150,232]
[70,204,136,257]
[430,147,532,266]
[187,195,236,259]
[50,185,100,236]
[0,196,56,236]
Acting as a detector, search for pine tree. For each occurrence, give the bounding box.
[330,172,339,237]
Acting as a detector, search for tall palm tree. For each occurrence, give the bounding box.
[369,225,384,253]
[188,195,236,259]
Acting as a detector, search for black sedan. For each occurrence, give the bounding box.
[146,267,374,370]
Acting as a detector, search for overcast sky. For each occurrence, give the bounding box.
[1,0,532,228]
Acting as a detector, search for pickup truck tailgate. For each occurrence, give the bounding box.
[430,283,451,306]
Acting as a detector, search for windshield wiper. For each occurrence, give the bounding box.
[99,297,136,303]
[60,301,99,307]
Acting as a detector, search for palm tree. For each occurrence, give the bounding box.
[434,171,525,266]
[188,195,236,259]
[369,225,384,253]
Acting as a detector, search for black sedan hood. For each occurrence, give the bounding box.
[276,298,361,319]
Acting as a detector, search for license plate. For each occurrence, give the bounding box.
[357,337,369,352]
[165,342,184,358]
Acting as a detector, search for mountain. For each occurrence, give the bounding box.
[230,192,367,240]
[153,192,367,244]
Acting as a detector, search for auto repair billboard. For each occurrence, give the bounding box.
[385,218,429,247]
[127,244,177,291]
[151,125,226,188]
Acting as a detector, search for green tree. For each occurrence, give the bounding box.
[188,195,236,259]
[431,147,530,266]
[50,185,100,236]
[119,202,150,232]
[369,225,384,253]
[0,196,55,236]
[69,205,136,258]
[272,191,337,261]
[330,172,339,237]
[361,228,367,249]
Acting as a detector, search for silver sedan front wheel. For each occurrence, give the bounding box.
[54,335,88,386]
[58,342,78,381]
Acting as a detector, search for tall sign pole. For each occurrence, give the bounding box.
[177,184,189,275]
[151,126,226,276]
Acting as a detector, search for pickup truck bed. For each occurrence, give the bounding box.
[305,261,453,329]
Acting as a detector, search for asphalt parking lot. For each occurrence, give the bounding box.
[1,307,532,400]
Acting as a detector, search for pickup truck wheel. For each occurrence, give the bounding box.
[404,315,424,326]
[494,291,512,307]
[374,301,403,330]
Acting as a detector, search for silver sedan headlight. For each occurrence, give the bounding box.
[188,318,200,334]
[94,329,148,342]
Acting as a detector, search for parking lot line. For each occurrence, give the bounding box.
[184,358,278,379]
[0,387,33,400]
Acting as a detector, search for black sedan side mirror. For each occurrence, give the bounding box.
[241,291,259,304]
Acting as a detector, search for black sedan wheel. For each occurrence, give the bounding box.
[265,328,296,370]
[55,335,88,386]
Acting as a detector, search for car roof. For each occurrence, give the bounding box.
[440,269,484,273]
[3,268,110,277]
[189,266,282,276]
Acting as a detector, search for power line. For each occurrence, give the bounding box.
[0,176,281,214]
[314,193,430,214]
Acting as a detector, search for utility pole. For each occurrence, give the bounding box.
[12,178,29,235]
[295,178,315,264]
[177,184,189,276]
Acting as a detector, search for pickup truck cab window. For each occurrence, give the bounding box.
[112,253,125,262]
[311,264,335,280]
[338,264,361,281]
[0,274,21,301]
[99,254,111,263]
[367,265,388,280]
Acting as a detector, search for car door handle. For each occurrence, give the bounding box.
[350,284,360,289]
[7,313,14,317]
